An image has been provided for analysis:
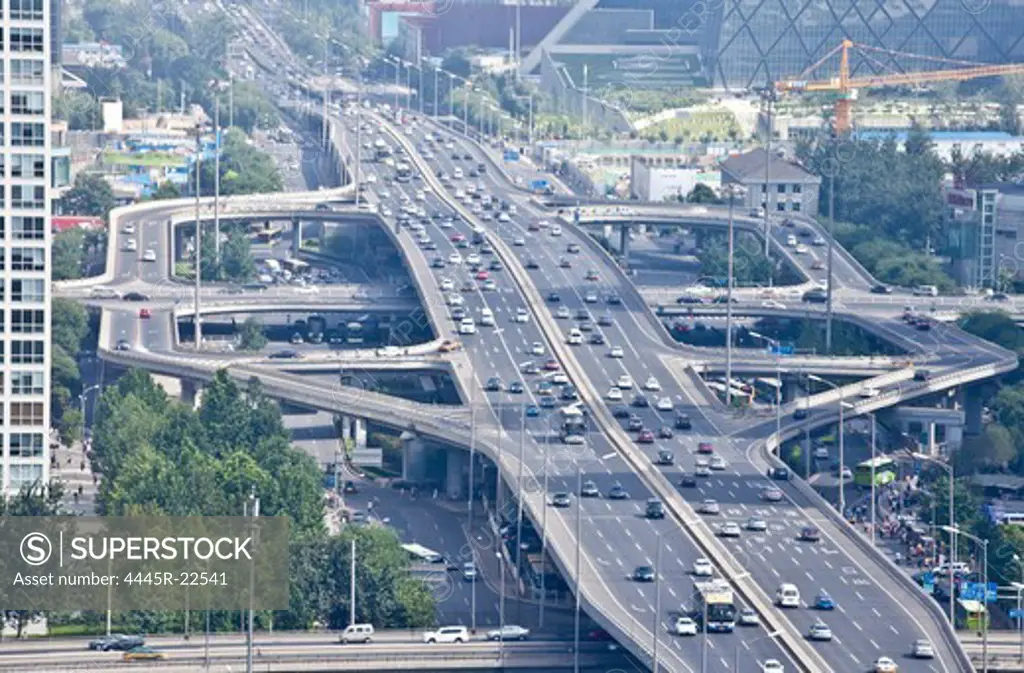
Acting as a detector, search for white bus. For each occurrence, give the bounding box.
[402,543,445,564]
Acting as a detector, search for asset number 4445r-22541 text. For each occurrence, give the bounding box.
[124,572,227,586]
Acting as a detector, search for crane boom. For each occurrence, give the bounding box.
[774,39,1024,134]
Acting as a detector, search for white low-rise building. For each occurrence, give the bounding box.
[630,156,720,202]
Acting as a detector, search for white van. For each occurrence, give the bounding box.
[786,234,797,247]
[480,308,495,326]
[775,583,801,608]
[913,285,939,297]
[453,167,463,179]
[340,624,374,644]
[567,328,583,345]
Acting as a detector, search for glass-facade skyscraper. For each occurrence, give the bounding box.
[708,0,1024,89]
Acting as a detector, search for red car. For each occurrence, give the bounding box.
[139,308,151,319]
[451,233,466,243]
[697,442,713,454]
[637,430,655,444]
[543,359,560,371]
[475,270,489,281]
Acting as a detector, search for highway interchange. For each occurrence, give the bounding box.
[52,9,1023,672]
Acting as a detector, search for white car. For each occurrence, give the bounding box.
[142,249,157,262]
[608,346,625,358]
[761,300,786,309]
[873,657,898,673]
[448,252,463,265]
[556,306,571,319]
[447,293,464,307]
[616,375,634,389]
[584,292,598,303]
[762,660,785,673]
[710,456,727,471]
[123,239,138,251]
[513,237,526,246]
[550,225,563,236]
[674,617,698,636]
[415,190,426,201]
[700,499,720,514]
[459,318,476,335]
[656,397,673,411]
[530,342,545,356]
[860,387,880,398]
[719,522,741,538]
[122,223,136,235]
[466,253,481,266]
[440,278,454,291]
[606,387,623,401]
[513,308,530,323]
[567,329,583,345]
[692,558,714,577]
[794,244,809,254]
[551,372,569,385]
[644,376,661,391]
[424,626,469,644]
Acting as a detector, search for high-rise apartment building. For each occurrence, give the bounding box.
[2,0,52,493]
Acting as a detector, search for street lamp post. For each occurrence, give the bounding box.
[1013,566,1024,663]
[749,331,782,443]
[208,80,229,269]
[945,526,988,673]
[538,414,553,628]
[808,374,845,515]
[447,72,456,119]
[722,184,744,407]
[78,384,101,421]
[573,466,583,673]
[433,65,439,118]
[192,122,203,349]
[918,454,956,628]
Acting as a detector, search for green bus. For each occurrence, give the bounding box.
[854,456,897,487]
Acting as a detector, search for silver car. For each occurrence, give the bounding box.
[487,625,530,641]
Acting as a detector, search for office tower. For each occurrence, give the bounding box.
[4,0,52,493]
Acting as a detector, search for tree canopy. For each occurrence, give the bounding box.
[57,174,116,220]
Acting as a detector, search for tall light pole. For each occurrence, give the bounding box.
[573,466,583,673]
[539,412,555,628]
[192,123,203,349]
[945,526,988,673]
[78,384,101,422]
[1013,562,1024,664]
[651,534,663,673]
[447,72,456,119]
[722,184,744,407]
[761,86,776,258]
[918,453,956,628]
[349,538,357,627]
[432,64,439,117]
[825,171,836,352]
[392,58,401,111]
[467,383,478,633]
[749,331,782,443]
[244,492,259,673]
[354,59,363,208]
[808,374,845,514]
[208,80,228,269]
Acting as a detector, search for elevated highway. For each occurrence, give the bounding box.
[65,18,1020,671]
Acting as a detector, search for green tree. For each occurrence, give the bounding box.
[58,173,116,220]
[227,82,280,133]
[52,299,90,355]
[686,183,722,204]
[149,182,182,200]
[52,229,86,281]
[238,318,268,351]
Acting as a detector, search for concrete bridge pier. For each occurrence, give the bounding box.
[339,415,368,450]
[619,225,630,268]
[445,448,468,500]
[964,389,984,437]
[181,380,203,409]
[174,225,187,264]
[400,431,429,483]
[780,374,801,404]
[291,217,302,255]
[603,224,613,240]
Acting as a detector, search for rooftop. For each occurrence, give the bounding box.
[719,148,820,185]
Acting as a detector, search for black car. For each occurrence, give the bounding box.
[268,349,299,359]
[655,450,674,465]
[508,381,524,394]
[799,526,821,542]
[675,414,692,430]
[793,408,809,420]
[632,394,649,408]
[612,404,630,418]
[608,484,629,500]
[560,385,578,401]
[589,333,605,345]
[463,152,473,160]
[645,499,666,519]
[802,289,828,303]
[485,377,503,392]
[525,258,539,269]
[679,473,698,488]
[633,565,656,582]
[489,260,503,271]
[768,466,790,481]
[89,634,145,651]
[551,493,572,508]
[547,291,560,302]
[916,320,932,331]
[658,426,674,439]
[627,415,644,431]
[123,292,149,302]
[870,284,892,294]
[914,369,931,382]
[607,294,622,305]
[676,296,704,304]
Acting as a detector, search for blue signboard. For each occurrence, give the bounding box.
[503,150,520,162]
[769,345,794,356]
[961,582,983,601]
[922,572,935,595]
[1011,608,1024,619]
[530,179,549,193]
[987,582,999,603]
